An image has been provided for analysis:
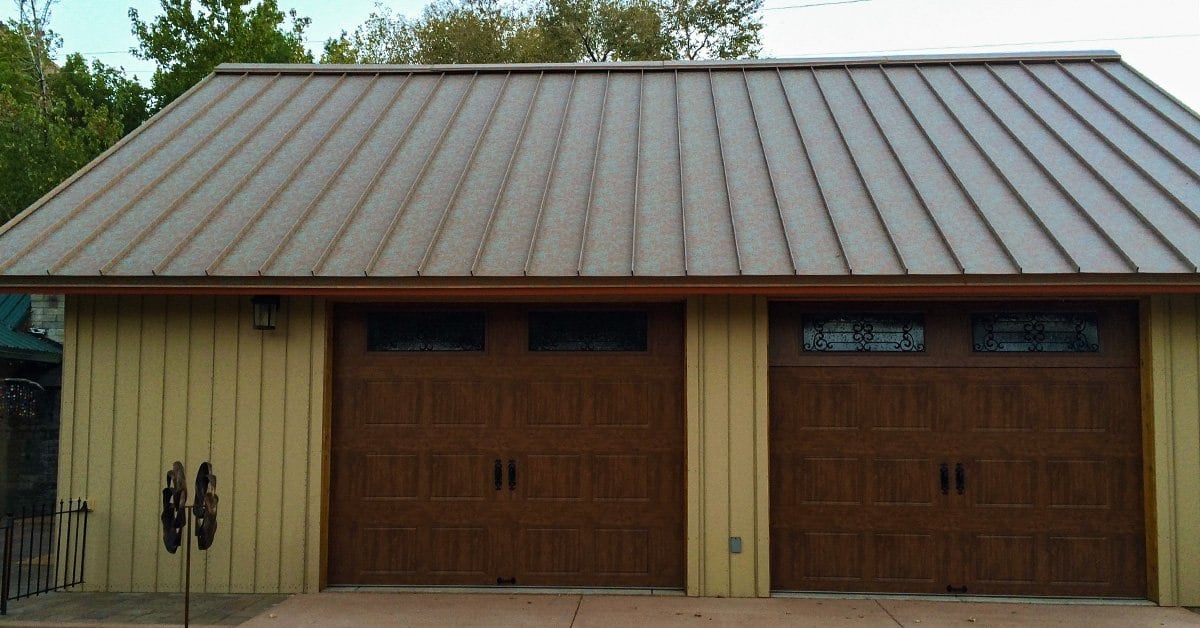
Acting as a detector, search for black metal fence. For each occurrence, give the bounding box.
[0,499,89,615]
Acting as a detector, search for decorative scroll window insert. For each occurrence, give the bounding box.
[802,314,925,352]
[529,311,648,352]
[972,313,1099,352]
[367,312,485,352]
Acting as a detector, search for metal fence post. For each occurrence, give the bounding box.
[2,513,13,615]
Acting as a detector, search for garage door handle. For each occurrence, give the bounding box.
[939,463,949,495]
[494,460,503,491]
[955,463,966,495]
[508,459,517,490]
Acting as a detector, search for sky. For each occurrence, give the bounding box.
[2,0,1198,110]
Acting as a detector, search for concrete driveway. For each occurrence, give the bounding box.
[241,592,1200,628]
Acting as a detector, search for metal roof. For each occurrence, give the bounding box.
[1,52,1198,286]
[0,294,61,362]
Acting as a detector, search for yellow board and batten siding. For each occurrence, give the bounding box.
[58,293,1199,604]
[59,295,327,594]
[685,295,771,597]
[1147,295,1200,607]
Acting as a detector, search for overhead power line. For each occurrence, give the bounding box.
[765,0,871,9]
[812,32,1200,56]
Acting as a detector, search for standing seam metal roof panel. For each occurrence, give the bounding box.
[1,53,1199,280]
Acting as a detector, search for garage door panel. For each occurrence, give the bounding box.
[769,301,1145,597]
[330,303,684,587]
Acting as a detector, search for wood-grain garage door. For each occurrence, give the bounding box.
[329,303,684,588]
[769,302,1145,597]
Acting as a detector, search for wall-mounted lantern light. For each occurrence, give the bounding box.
[252,295,280,331]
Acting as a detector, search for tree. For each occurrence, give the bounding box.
[0,1,150,224]
[322,0,761,65]
[129,0,312,110]
[659,0,763,60]
[537,0,669,62]
[322,5,417,65]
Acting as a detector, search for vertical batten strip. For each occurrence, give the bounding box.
[366,73,479,276]
[914,65,1081,272]
[132,297,166,591]
[879,66,1022,273]
[256,299,288,591]
[727,296,756,596]
[305,299,328,592]
[87,297,117,590]
[57,296,78,509]
[108,295,143,589]
[471,74,543,276]
[685,297,703,596]
[420,73,514,276]
[707,72,744,274]
[847,68,962,273]
[576,72,611,276]
[953,64,1137,272]
[187,297,216,592]
[206,298,240,591]
[231,297,263,591]
[279,298,311,591]
[776,69,852,274]
[753,297,770,596]
[742,69,798,274]
[524,72,579,276]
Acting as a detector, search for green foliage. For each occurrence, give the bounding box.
[322,0,761,65]
[538,0,669,62]
[130,0,313,110]
[0,11,150,225]
[660,0,763,60]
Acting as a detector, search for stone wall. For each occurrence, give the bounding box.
[28,294,64,344]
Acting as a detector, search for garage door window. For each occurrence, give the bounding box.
[801,314,925,352]
[528,311,648,351]
[971,312,1099,352]
[366,311,485,351]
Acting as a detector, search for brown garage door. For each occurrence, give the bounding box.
[329,303,684,588]
[769,302,1145,597]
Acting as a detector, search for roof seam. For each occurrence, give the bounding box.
[0,74,220,245]
[849,66,963,273]
[813,66,908,274]
[470,73,543,276]
[314,73,435,276]
[776,68,852,274]
[162,72,346,275]
[1015,62,1197,271]
[367,72,479,276]
[576,71,612,277]
[524,71,578,277]
[742,68,799,275]
[418,72,513,276]
[0,74,244,275]
[880,66,1022,273]
[962,63,1138,273]
[629,70,645,277]
[104,74,312,275]
[708,70,744,275]
[916,64,1081,272]
[258,73,392,276]
[55,74,284,276]
[674,71,689,276]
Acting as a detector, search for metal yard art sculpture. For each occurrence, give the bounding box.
[160,460,218,627]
